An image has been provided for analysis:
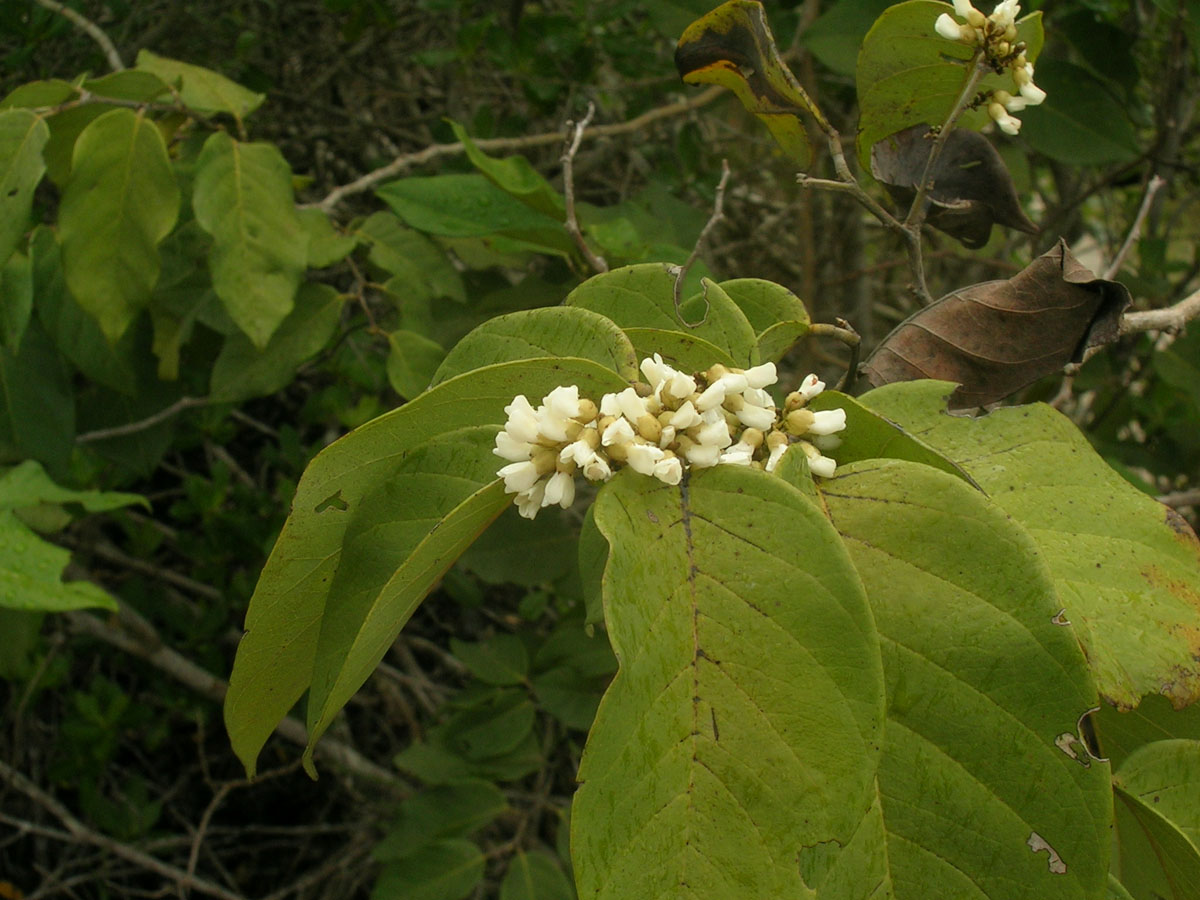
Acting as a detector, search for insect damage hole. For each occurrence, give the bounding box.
[1026,832,1067,874]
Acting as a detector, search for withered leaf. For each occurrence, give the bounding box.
[872,124,1038,249]
[861,239,1131,410]
[675,0,816,169]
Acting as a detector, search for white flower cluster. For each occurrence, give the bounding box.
[934,0,1046,135]
[494,357,848,518]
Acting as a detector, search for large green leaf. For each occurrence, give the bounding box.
[356,211,465,304]
[1019,60,1141,166]
[192,132,307,348]
[448,121,565,219]
[0,510,115,612]
[822,459,1110,899]
[432,306,638,386]
[861,381,1200,711]
[209,282,342,403]
[0,250,32,350]
[134,50,265,119]
[376,174,575,258]
[0,109,48,270]
[716,277,810,364]
[386,329,446,400]
[1096,695,1200,769]
[0,459,143,513]
[224,358,629,776]
[0,321,75,476]
[1115,740,1200,847]
[855,0,1044,168]
[303,428,511,771]
[573,465,884,898]
[57,108,180,342]
[1112,784,1200,900]
[564,263,758,367]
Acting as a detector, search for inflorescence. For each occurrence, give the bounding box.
[934,0,1047,136]
[494,356,848,518]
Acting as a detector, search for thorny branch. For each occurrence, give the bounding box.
[561,102,608,274]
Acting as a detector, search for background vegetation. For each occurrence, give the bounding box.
[1,0,1198,897]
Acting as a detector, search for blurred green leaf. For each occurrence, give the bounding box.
[357,211,465,304]
[448,120,565,218]
[0,250,32,350]
[0,109,48,271]
[135,50,265,119]
[374,780,508,861]
[0,510,115,612]
[500,850,574,900]
[450,633,529,686]
[1021,60,1141,165]
[386,329,446,400]
[372,838,484,900]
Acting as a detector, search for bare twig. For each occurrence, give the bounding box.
[561,102,608,273]
[313,86,725,212]
[809,320,862,389]
[1103,174,1167,279]
[33,0,125,71]
[1159,488,1200,508]
[76,396,209,443]
[671,159,732,325]
[1121,287,1200,334]
[0,759,245,900]
[64,602,409,793]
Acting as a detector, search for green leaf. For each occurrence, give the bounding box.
[192,132,307,348]
[31,226,138,394]
[564,264,757,366]
[573,465,884,897]
[134,50,265,119]
[297,208,358,268]
[0,459,144,513]
[0,109,49,270]
[224,358,628,777]
[0,321,75,476]
[41,105,106,185]
[374,780,508,861]
[1108,874,1136,900]
[532,664,605,731]
[675,0,817,168]
[619,327,736,374]
[83,70,170,103]
[577,505,607,625]
[822,459,1111,899]
[357,211,465,304]
[57,108,180,342]
[1096,695,1200,769]
[855,0,1044,168]
[807,389,973,485]
[0,510,116,612]
[396,724,543,784]
[1113,784,1200,900]
[303,428,512,772]
[210,282,342,403]
[0,250,33,350]
[457,505,578,587]
[1115,740,1200,847]
[371,838,484,900]
[432,307,638,386]
[376,174,575,258]
[0,79,76,110]
[1020,60,1141,166]
[386,329,446,400]
[450,633,529,686]
[861,380,1200,710]
[800,0,897,77]
[716,277,809,363]
[500,850,574,900]
[448,121,565,218]
[442,687,535,761]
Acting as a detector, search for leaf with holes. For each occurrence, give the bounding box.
[821,458,1111,899]
[573,465,884,897]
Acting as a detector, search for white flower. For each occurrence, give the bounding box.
[801,441,837,478]
[990,0,1020,30]
[542,470,575,509]
[798,374,825,401]
[599,392,622,417]
[601,416,636,447]
[582,455,612,482]
[626,443,664,476]
[744,362,777,389]
[498,460,542,494]
[953,0,976,17]
[503,395,540,443]
[936,12,967,41]
[663,371,697,400]
[694,380,727,412]
[808,408,848,436]
[719,441,755,466]
[494,430,534,462]
[684,443,722,468]
[988,101,1021,135]
[515,480,547,519]
[811,433,842,453]
[736,403,776,431]
[543,385,580,419]
[694,417,733,449]
[653,455,683,485]
[559,437,594,467]
[669,400,702,429]
[614,387,647,422]
[640,353,670,386]
[765,440,789,473]
[1018,75,1045,105]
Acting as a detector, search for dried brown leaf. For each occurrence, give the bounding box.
[861,239,1131,409]
[872,125,1038,249]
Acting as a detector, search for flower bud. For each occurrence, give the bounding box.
[575,398,598,424]
[786,408,816,435]
[740,427,764,449]
[637,413,663,444]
